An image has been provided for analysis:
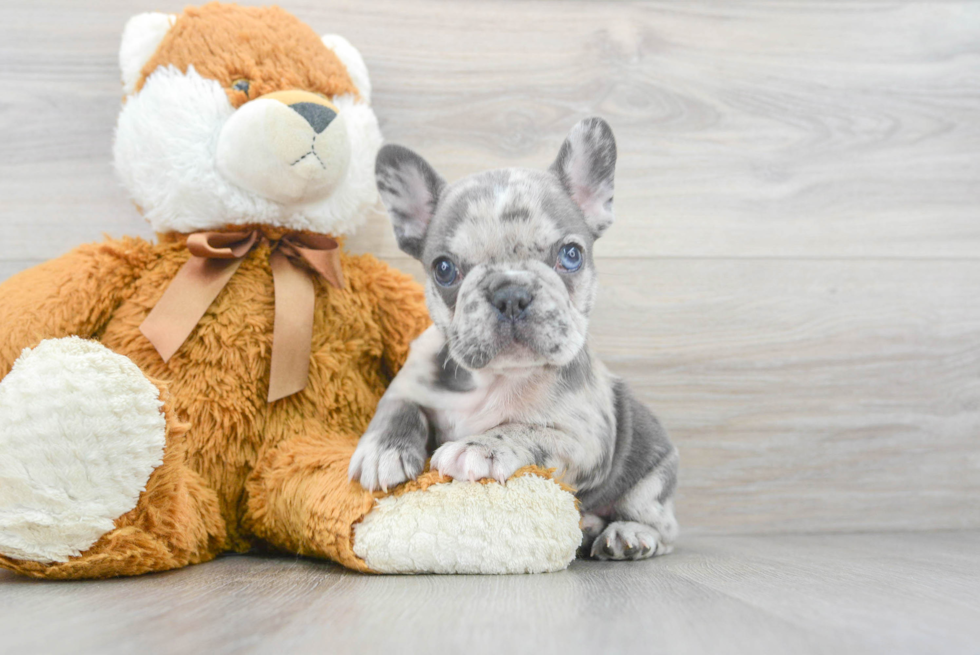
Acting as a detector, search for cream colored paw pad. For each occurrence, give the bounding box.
[353,473,582,574]
[0,337,166,563]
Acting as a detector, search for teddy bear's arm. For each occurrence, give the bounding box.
[0,237,155,378]
[359,255,431,380]
[244,434,376,571]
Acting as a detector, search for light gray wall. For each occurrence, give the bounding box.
[1,0,978,534]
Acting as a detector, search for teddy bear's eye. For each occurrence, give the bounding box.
[232,79,251,95]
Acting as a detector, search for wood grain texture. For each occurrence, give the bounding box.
[0,0,978,535]
[367,256,980,533]
[1,532,978,655]
[2,0,979,260]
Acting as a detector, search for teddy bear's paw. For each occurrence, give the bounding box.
[352,471,582,574]
[0,337,167,563]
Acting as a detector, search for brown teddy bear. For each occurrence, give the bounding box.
[0,3,580,579]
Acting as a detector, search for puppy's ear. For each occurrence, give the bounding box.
[550,117,617,238]
[376,145,445,259]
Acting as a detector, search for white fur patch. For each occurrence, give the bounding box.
[353,474,581,574]
[0,338,167,563]
[113,66,382,236]
[119,13,175,96]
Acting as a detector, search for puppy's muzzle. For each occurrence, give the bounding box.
[489,283,534,321]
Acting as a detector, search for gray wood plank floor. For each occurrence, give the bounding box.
[1,531,977,655]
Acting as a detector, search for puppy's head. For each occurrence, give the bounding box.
[376,118,617,371]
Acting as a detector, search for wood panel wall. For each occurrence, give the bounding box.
[1,0,977,533]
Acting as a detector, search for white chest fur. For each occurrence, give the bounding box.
[432,367,555,443]
[390,326,614,480]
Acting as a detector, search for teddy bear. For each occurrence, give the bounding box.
[0,3,581,579]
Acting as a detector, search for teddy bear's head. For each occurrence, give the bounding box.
[113,3,381,236]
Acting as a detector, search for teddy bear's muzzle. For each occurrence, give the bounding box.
[215,89,352,206]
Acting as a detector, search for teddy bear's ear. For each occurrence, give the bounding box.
[321,34,372,103]
[120,13,176,96]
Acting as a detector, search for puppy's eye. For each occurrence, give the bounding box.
[432,257,459,287]
[232,79,251,95]
[557,244,583,272]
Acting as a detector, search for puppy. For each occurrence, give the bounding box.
[349,118,679,559]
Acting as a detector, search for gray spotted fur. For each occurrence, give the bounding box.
[350,118,678,559]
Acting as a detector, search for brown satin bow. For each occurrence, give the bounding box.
[139,230,344,402]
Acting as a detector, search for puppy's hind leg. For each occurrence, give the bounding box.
[578,512,608,559]
[590,382,679,561]
[591,449,679,560]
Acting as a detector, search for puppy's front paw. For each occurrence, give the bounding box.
[430,439,523,484]
[348,435,426,492]
[590,521,669,561]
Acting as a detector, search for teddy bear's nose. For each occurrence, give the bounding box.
[289,102,337,134]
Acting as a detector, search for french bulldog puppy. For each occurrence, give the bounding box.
[349,118,678,559]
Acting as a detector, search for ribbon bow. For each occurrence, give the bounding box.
[139,230,344,402]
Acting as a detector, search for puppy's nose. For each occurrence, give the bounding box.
[491,284,534,320]
[289,102,337,134]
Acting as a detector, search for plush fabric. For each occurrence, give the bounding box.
[0,338,167,563]
[354,467,583,574]
[113,4,382,236]
[135,4,359,105]
[0,3,581,579]
[0,235,429,577]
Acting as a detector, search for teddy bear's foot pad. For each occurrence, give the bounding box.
[0,337,166,563]
[353,472,582,574]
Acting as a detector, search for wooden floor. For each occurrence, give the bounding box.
[1,531,978,655]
